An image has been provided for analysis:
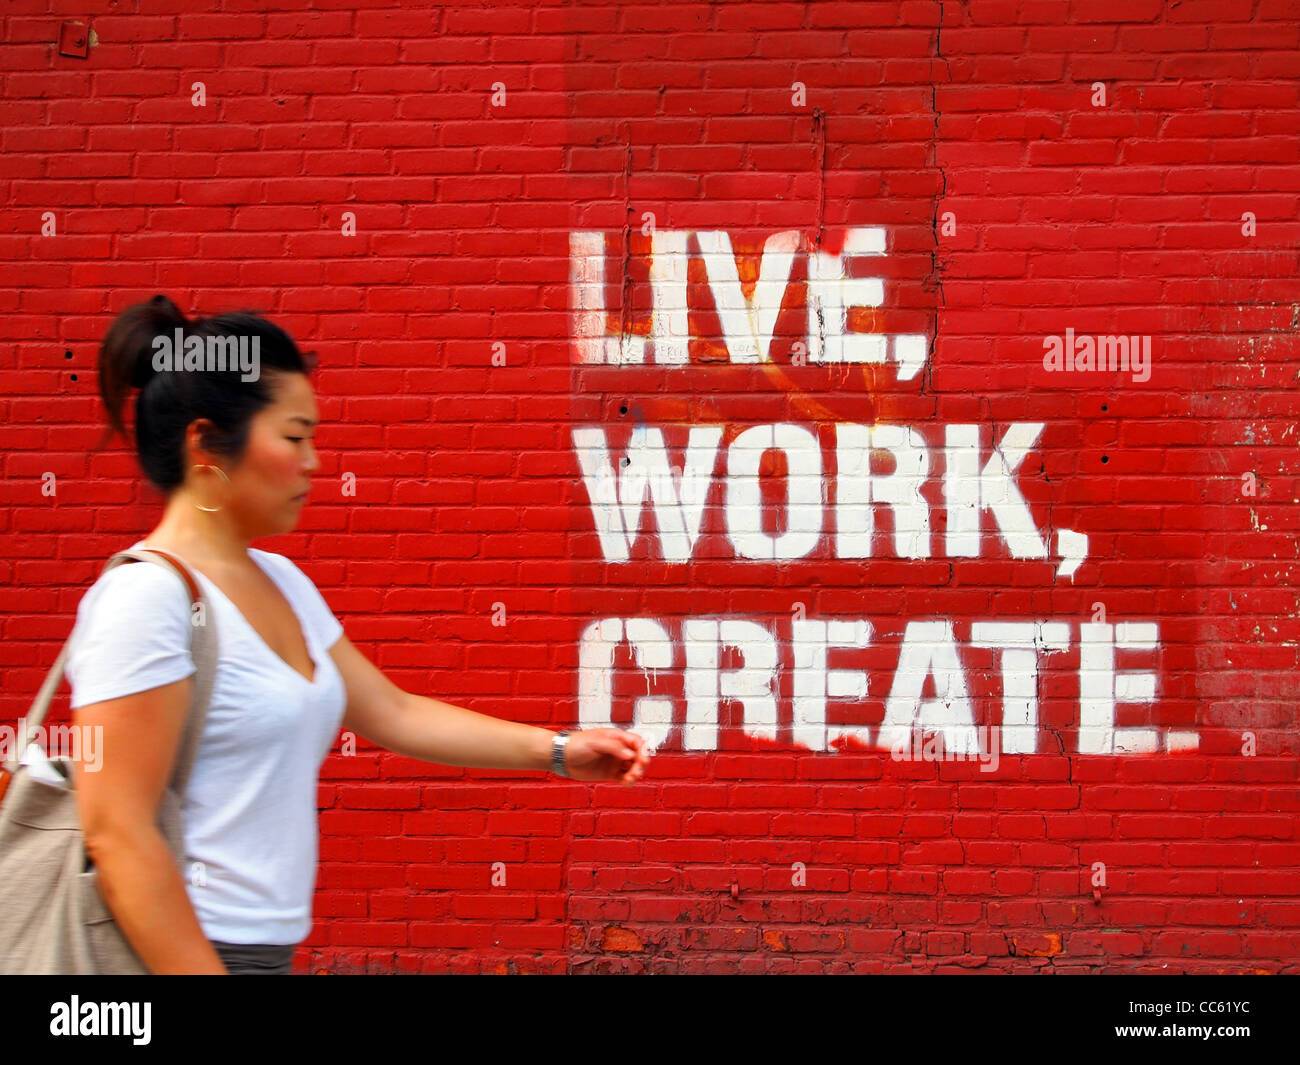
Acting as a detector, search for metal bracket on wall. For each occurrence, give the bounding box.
[58,21,90,59]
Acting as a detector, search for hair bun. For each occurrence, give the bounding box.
[128,295,189,388]
[148,293,189,332]
[128,349,158,389]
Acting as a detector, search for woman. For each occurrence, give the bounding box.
[66,294,651,975]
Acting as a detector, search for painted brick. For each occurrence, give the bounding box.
[4,0,1296,977]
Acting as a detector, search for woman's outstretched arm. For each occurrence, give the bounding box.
[330,634,651,784]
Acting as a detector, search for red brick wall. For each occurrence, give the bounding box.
[1,0,1297,973]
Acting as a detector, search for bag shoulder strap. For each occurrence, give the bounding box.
[3,547,220,799]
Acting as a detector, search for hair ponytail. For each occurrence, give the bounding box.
[97,294,189,444]
[94,294,317,496]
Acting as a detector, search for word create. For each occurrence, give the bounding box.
[578,616,1184,756]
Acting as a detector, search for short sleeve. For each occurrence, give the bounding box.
[262,552,344,651]
[66,560,197,709]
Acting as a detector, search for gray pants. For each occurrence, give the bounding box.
[211,940,296,975]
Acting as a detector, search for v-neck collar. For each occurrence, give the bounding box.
[131,540,322,687]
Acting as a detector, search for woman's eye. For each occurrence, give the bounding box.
[287,437,303,443]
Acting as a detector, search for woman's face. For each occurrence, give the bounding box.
[195,371,320,538]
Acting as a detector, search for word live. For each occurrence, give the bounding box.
[570,227,929,377]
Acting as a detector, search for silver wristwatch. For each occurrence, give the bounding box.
[550,729,572,777]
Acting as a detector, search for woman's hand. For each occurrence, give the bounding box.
[559,728,652,784]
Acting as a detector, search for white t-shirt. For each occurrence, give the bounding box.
[65,539,347,946]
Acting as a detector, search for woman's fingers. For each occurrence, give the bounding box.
[570,728,651,782]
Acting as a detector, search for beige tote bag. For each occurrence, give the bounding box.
[0,547,218,974]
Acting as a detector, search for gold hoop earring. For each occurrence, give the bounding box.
[191,463,229,513]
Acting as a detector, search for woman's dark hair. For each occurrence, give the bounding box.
[96,294,318,496]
